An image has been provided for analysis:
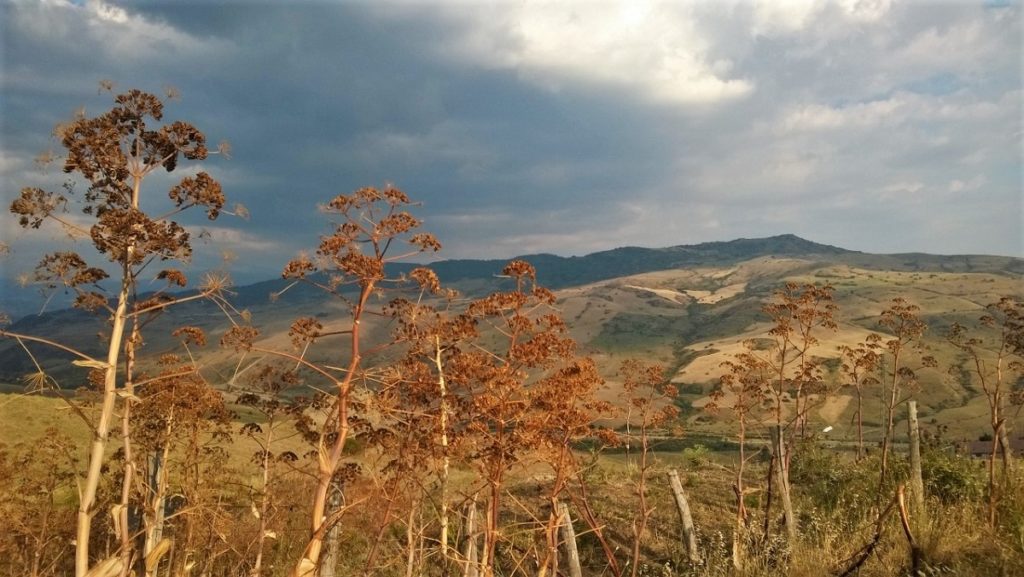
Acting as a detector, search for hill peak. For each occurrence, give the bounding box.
[670,234,851,256]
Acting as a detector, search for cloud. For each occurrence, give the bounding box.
[380,1,755,106]
[1,0,1020,298]
[947,175,988,194]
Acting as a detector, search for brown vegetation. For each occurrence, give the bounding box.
[2,88,1023,577]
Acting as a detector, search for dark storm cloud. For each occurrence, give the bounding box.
[2,0,1021,297]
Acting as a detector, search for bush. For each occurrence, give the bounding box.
[922,451,984,503]
[681,444,712,468]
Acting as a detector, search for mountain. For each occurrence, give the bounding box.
[2,234,1022,440]
[407,234,853,289]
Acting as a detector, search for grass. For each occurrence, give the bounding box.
[2,253,1021,576]
[0,390,93,458]
[3,387,1023,577]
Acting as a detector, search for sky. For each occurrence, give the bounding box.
[1,0,1021,294]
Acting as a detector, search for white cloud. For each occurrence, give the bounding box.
[7,0,233,71]
[881,181,925,195]
[774,98,904,133]
[837,0,892,23]
[750,0,822,35]
[3,0,1021,273]
[747,0,892,37]
[392,1,754,106]
[947,175,987,193]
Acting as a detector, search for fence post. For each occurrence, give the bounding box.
[770,425,796,542]
[463,499,479,577]
[668,469,701,564]
[907,401,926,525]
[557,502,583,577]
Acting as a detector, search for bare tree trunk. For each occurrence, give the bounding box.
[762,448,774,540]
[483,482,501,575]
[143,441,170,577]
[291,285,374,577]
[557,502,582,577]
[731,482,744,571]
[570,484,622,577]
[463,500,480,577]
[145,441,170,560]
[668,470,701,564]
[906,401,925,526]
[539,508,559,577]
[733,415,747,569]
[770,426,796,542]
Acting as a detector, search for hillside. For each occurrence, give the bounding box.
[2,234,1021,441]
[556,257,1022,440]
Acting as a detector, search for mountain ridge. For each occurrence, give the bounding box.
[3,233,1023,441]
[3,234,1020,324]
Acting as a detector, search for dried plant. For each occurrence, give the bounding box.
[5,88,229,577]
[263,185,440,577]
[839,333,883,460]
[947,297,1023,525]
[618,359,678,577]
[877,298,936,486]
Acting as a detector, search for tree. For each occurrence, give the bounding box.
[0,429,78,577]
[5,88,229,577]
[130,350,234,577]
[382,275,471,573]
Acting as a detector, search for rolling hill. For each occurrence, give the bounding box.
[2,234,1021,441]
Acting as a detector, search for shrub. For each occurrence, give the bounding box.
[921,452,984,504]
[681,444,712,468]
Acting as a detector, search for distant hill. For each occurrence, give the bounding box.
[119,234,858,313]
[409,234,853,289]
[2,234,1022,442]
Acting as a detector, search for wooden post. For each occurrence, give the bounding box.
[770,425,797,542]
[320,484,343,577]
[668,469,701,564]
[907,401,926,525]
[463,500,480,577]
[997,418,1015,475]
[557,502,583,577]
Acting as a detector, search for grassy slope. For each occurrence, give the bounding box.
[2,248,1021,443]
[564,257,1023,441]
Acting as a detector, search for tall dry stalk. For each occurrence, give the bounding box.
[6,88,228,577]
[877,298,934,488]
[229,185,440,577]
[947,297,1023,525]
